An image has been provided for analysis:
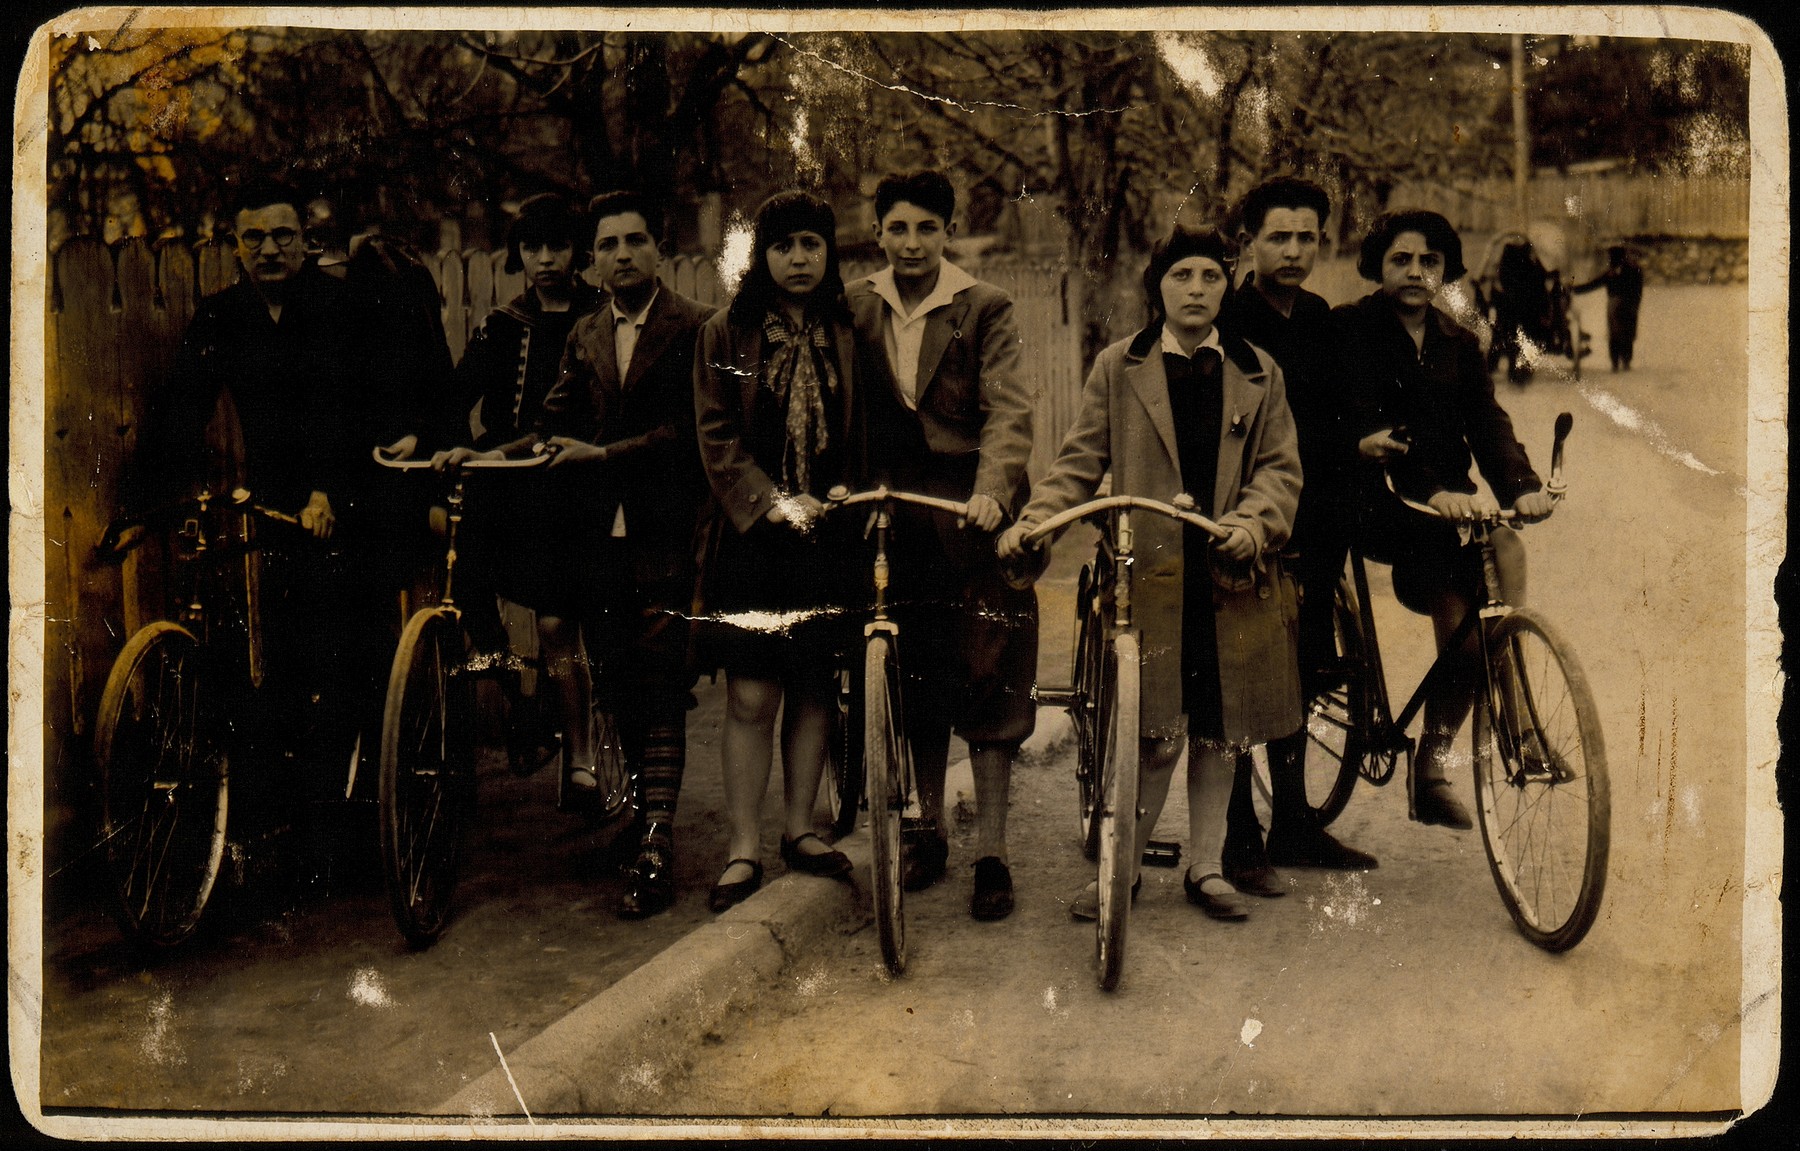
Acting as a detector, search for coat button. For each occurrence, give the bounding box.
[1258,586,1271,599]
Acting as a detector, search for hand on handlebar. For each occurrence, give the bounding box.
[961,493,1004,533]
[378,434,420,461]
[995,519,1041,560]
[299,490,336,539]
[1359,427,1411,462]
[1510,490,1556,523]
[1212,524,1256,563]
[765,491,825,527]
[103,521,148,556]
[1426,490,1499,524]
[543,436,605,468]
[431,445,501,471]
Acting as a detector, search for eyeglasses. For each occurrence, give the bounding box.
[237,227,301,249]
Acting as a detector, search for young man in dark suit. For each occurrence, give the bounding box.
[847,170,1037,920]
[532,190,717,918]
[1220,177,1378,887]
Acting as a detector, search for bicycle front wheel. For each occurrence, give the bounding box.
[1071,564,1112,859]
[1301,578,1372,825]
[865,633,909,975]
[1474,608,1609,951]
[1095,631,1140,992]
[94,621,230,949]
[380,608,476,947]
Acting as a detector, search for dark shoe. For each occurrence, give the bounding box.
[708,859,763,913]
[1069,875,1141,921]
[1184,871,1250,921]
[1223,863,1287,898]
[1266,825,1379,870]
[900,826,949,892]
[619,826,675,919]
[969,857,1014,921]
[779,833,852,878]
[1412,778,1474,830]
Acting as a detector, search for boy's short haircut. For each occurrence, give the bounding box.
[587,189,666,245]
[227,178,303,224]
[1141,226,1234,326]
[1237,176,1331,238]
[1356,209,1468,283]
[504,192,590,273]
[874,169,956,226]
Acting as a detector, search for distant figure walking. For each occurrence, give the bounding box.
[1573,244,1645,372]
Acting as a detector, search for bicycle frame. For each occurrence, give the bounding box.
[1347,412,1572,781]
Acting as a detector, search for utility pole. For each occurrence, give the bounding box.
[1511,34,1531,231]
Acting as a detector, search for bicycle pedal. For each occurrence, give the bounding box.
[1141,840,1182,867]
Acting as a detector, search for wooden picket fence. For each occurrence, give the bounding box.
[1388,174,1749,239]
[39,238,1085,869]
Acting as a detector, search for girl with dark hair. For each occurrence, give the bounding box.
[1334,210,1554,829]
[430,192,609,783]
[999,226,1303,922]
[693,190,862,911]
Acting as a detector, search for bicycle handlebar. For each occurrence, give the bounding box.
[98,486,311,561]
[822,484,971,519]
[371,446,550,471]
[1018,494,1230,549]
[1386,412,1573,525]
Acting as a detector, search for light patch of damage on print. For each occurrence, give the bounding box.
[707,606,841,636]
[348,966,397,1008]
[139,986,187,1066]
[1302,872,1383,933]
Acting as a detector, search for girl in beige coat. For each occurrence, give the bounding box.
[999,227,1303,920]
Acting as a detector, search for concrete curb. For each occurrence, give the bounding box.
[434,704,1073,1120]
[434,836,873,1119]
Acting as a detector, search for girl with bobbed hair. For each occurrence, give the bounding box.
[1333,209,1553,830]
[693,190,864,911]
[1000,225,1304,923]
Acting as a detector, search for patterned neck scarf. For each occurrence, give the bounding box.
[761,308,838,494]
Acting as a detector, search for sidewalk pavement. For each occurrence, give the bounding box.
[434,708,1073,1119]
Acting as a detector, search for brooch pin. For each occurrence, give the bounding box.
[1228,413,1248,435]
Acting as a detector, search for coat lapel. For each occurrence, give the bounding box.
[913,296,967,402]
[1212,347,1268,518]
[1124,346,1183,477]
[622,292,675,392]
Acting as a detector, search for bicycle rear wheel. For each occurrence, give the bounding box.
[1071,564,1112,859]
[1299,578,1371,825]
[94,621,230,949]
[865,632,909,975]
[1095,632,1139,992]
[1474,608,1609,951]
[380,608,476,947]
[557,703,632,820]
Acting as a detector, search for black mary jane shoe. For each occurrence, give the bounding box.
[708,859,764,913]
[1184,871,1250,921]
[619,826,676,920]
[780,833,853,878]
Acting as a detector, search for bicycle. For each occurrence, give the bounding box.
[1013,494,1233,991]
[372,447,631,946]
[92,487,321,949]
[1293,413,1609,951]
[821,485,973,977]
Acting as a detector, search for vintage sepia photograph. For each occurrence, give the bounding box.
[10,4,1784,1139]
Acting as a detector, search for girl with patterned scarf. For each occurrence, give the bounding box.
[694,190,865,911]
